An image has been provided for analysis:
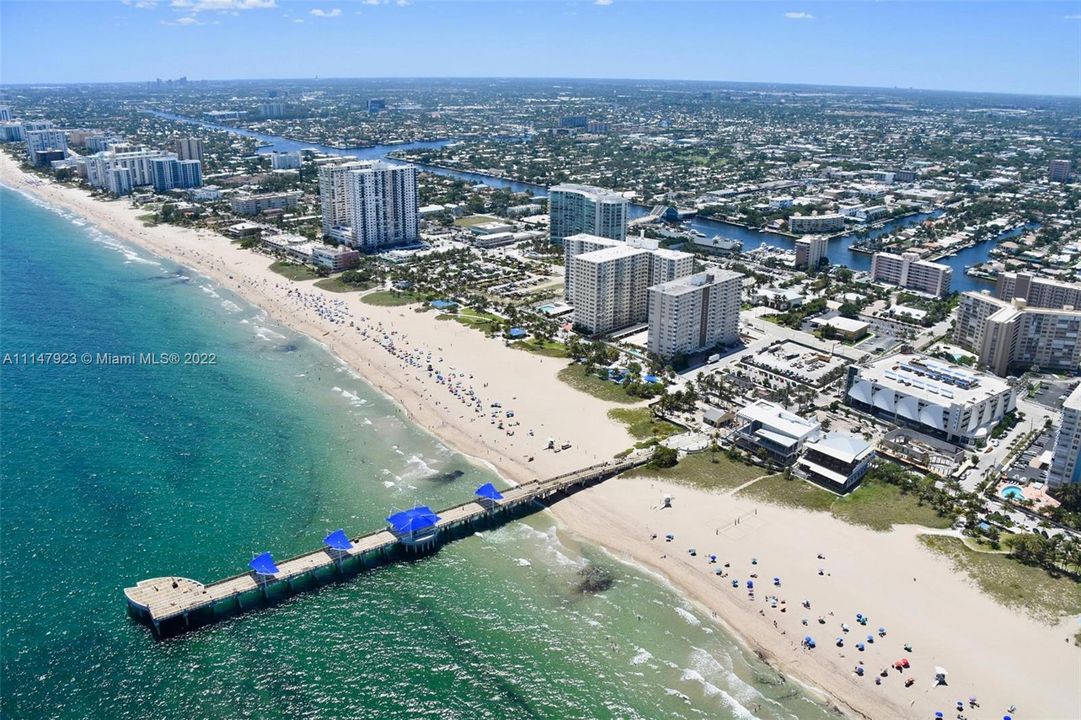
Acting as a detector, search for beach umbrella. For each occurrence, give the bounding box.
[688,548,697,556]
[714,568,723,576]
[836,638,844,647]
[856,643,865,651]
[665,533,674,541]
[732,579,739,587]
[746,580,754,589]
[867,635,874,643]
[752,558,758,564]
[878,627,887,636]
[935,713,944,719]
[773,577,781,586]
[709,554,717,563]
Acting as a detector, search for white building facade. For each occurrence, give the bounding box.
[647,269,742,359]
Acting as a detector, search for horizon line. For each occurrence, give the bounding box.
[1,75,1079,101]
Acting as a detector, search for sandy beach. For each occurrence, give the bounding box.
[4,154,1078,720]
[553,476,1081,720]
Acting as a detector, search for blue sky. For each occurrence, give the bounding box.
[1,1,1079,95]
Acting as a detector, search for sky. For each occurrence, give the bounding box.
[1,1,1079,95]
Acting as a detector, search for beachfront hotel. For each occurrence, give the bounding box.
[869,251,953,298]
[647,269,742,360]
[953,291,1081,376]
[844,354,1017,445]
[548,183,628,244]
[1049,384,1081,487]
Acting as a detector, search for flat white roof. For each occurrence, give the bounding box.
[855,354,1013,405]
[812,316,869,333]
[737,400,821,441]
[576,245,647,263]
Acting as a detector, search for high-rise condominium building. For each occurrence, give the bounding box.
[647,269,742,359]
[150,157,203,192]
[0,106,11,122]
[870,251,952,297]
[1048,159,1072,183]
[953,291,1081,376]
[571,245,652,336]
[795,235,828,270]
[318,160,370,237]
[175,137,204,163]
[995,272,1081,310]
[24,129,68,166]
[270,151,302,170]
[1049,384,1081,486]
[83,147,169,196]
[345,162,419,251]
[789,214,845,234]
[548,183,627,244]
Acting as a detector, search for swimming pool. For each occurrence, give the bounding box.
[1000,485,1024,500]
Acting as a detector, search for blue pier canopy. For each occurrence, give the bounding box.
[249,552,279,576]
[324,529,353,551]
[475,482,504,502]
[387,506,441,535]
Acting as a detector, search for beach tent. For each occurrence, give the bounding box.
[386,506,441,535]
[507,327,527,338]
[803,636,815,648]
[474,482,504,502]
[323,529,353,551]
[249,552,279,576]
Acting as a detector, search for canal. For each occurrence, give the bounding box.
[148,110,1011,293]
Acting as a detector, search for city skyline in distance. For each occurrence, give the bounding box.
[0,0,1078,96]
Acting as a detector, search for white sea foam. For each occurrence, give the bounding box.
[674,607,701,626]
[630,648,653,666]
[220,300,242,313]
[689,647,760,704]
[382,481,396,489]
[664,688,690,702]
[680,668,755,719]
[515,558,531,567]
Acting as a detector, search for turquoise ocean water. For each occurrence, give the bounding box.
[0,186,835,719]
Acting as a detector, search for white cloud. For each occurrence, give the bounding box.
[595,0,613,5]
[1065,14,1081,20]
[783,11,814,20]
[396,0,411,5]
[122,0,159,8]
[170,0,276,12]
[361,0,384,4]
[161,14,202,25]
[310,7,341,17]
[293,17,304,23]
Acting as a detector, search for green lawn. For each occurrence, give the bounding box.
[361,290,422,306]
[737,473,837,512]
[830,478,954,531]
[269,261,319,281]
[557,364,638,404]
[920,535,1081,623]
[313,277,377,293]
[608,407,681,442]
[512,338,570,358]
[625,452,767,491]
[454,214,499,228]
[453,308,501,333]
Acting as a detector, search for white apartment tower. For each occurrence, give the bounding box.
[345,162,419,251]
[795,235,828,270]
[1049,384,1081,486]
[870,251,952,297]
[549,183,627,244]
[571,245,652,335]
[647,269,742,359]
[318,160,369,237]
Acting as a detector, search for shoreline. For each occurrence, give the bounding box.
[3,155,1077,720]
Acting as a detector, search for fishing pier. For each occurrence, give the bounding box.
[124,456,647,637]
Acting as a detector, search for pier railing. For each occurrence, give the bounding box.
[123,455,648,636]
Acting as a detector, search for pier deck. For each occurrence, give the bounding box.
[124,456,646,632]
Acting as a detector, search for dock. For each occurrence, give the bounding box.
[124,456,647,636]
